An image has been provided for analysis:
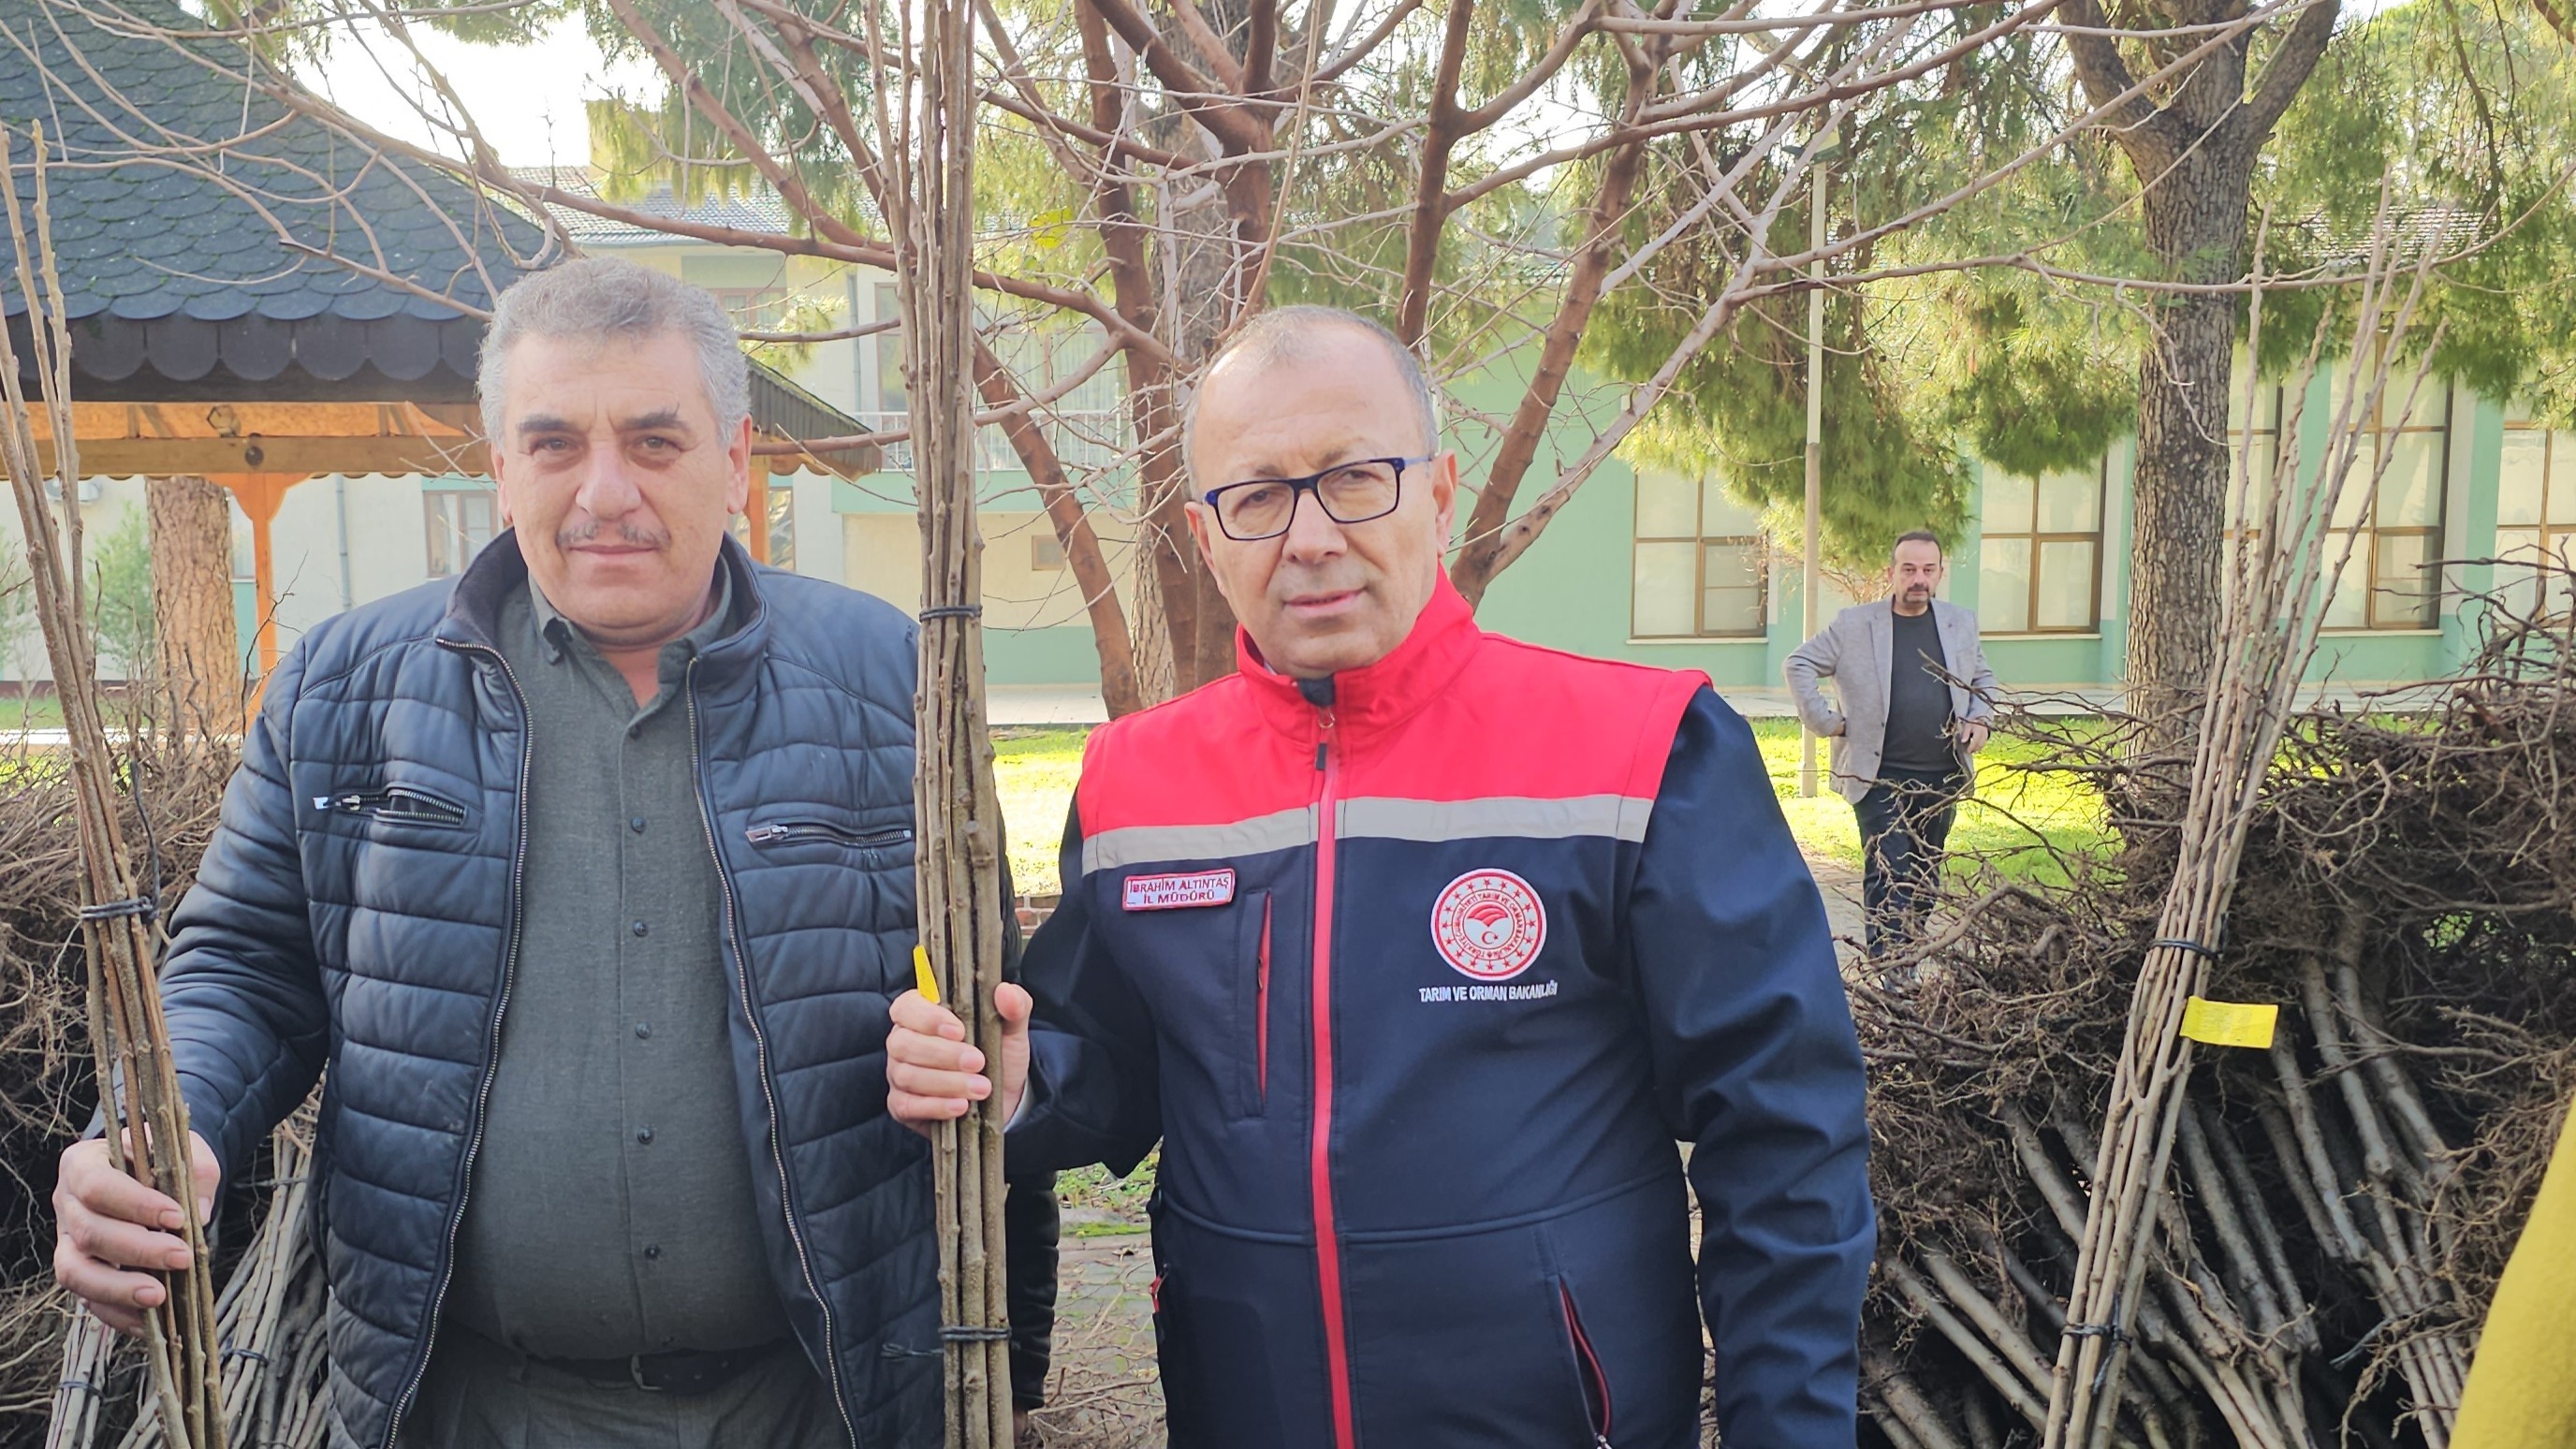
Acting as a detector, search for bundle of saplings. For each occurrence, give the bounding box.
[1859,618,2576,1449]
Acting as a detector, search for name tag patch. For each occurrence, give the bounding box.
[1123,869,1237,911]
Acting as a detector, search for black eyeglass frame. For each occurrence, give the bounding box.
[1197,454,1440,542]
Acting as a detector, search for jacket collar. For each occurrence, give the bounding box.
[1236,571,1482,743]
[439,528,772,687]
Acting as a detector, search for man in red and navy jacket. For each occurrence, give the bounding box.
[888,306,1873,1449]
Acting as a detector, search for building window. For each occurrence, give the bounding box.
[230,496,256,584]
[2496,402,2576,618]
[711,286,790,333]
[874,282,908,416]
[723,484,800,570]
[1978,460,2104,634]
[2322,370,2449,631]
[425,486,498,578]
[765,484,796,572]
[2227,381,2283,539]
[1632,469,1766,638]
[2228,373,2451,630]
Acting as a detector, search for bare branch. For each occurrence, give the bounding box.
[2239,0,2343,140]
[1395,0,1477,343]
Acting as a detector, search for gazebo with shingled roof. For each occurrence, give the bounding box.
[0,0,874,676]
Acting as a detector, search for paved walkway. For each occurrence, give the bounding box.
[1810,856,1866,951]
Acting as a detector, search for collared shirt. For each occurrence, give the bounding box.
[445,564,790,1358]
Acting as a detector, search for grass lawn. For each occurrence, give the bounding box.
[1749,717,2111,887]
[995,726,1091,897]
[1054,1151,1158,1236]
[993,715,2112,897]
[1,699,2112,889]
[0,695,66,731]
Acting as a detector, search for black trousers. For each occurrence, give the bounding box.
[1853,768,1965,956]
[1005,1173,1061,1412]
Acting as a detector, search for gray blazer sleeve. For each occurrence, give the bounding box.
[1958,632,2000,722]
[1783,622,1845,737]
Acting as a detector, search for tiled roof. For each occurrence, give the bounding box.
[516,166,802,244]
[0,4,873,450]
[0,0,547,399]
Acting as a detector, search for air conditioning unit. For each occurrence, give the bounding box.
[41,478,104,505]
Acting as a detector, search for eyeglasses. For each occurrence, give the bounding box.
[1198,456,1435,542]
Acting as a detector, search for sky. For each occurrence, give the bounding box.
[315,13,657,169]
[311,0,2405,173]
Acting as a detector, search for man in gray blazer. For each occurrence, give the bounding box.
[1784,531,1999,956]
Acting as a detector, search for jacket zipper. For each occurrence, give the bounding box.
[687,660,861,1447]
[384,642,533,1448]
[1560,1282,1615,1447]
[1310,706,1358,1449]
[1255,895,1272,1110]
[745,819,915,852]
[315,784,470,827]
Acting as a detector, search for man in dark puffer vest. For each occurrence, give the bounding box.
[51,258,970,1448]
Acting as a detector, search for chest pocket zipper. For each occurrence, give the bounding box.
[743,820,915,854]
[314,785,469,828]
[1255,895,1272,1111]
[1237,892,1272,1117]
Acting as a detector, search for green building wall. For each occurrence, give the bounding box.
[850,369,2530,695]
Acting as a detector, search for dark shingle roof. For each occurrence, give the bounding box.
[0,0,548,399]
[0,3,872,453]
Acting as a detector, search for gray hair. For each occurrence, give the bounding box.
[477,257,752,444]
[1183,305,1441,479]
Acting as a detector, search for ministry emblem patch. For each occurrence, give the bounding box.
[1430,869,1547,981]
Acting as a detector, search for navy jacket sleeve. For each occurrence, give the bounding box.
[1629,687,1875,1448]
[158,643,330,1189]
[1006,799,1163,1178]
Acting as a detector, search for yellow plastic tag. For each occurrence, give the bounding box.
[913,944,940,1005]
[2179,997,2277,1049]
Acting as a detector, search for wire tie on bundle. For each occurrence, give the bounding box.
[938,1324,1014,1343]
[2148,937,2219,959]
[918,604,984,621]
[78,895,154,921]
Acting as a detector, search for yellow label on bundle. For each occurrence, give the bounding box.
[2179,997,2276,1049]
[913,944,940,1005]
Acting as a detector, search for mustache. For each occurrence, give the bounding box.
[556,518,669,550]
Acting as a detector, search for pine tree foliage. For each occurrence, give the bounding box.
[1586,0,2576,568]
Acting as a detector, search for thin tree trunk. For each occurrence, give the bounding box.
[1447,53,1653,607]
[2125,147,2251,740]
[2054,0,2341,753]
[1153,169,1246,691]
[969,347,1144,717]
[147,476,240,736]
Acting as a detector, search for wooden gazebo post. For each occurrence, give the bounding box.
[747,453,774,564]
[212,471,307,672]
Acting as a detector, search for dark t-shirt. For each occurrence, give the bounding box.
[1881,606,1956,775]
